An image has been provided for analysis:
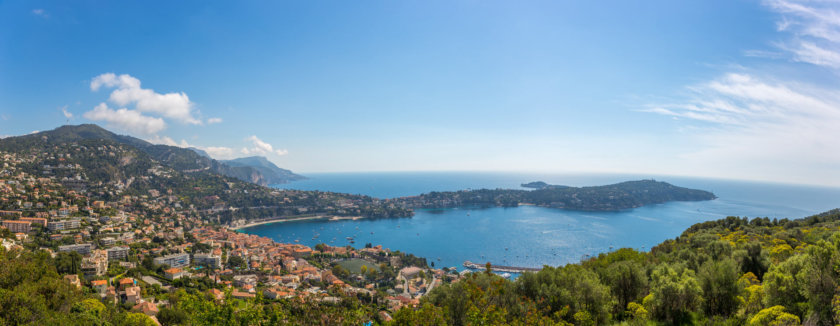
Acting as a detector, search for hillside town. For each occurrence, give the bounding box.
[0,146,463,325]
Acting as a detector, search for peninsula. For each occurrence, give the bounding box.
[397,180,717,211]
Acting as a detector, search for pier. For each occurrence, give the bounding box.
[463,261,542,273]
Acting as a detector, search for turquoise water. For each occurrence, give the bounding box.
[241,172,840,270]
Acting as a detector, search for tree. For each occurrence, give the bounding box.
[227,255,246,269]
[645,264,701,325]
[516,265,614,324]
[158,307,188,325]
[764,254,809,318]
[604,260,647,316]
[748,306,800,326]
[735,241,770,281]
[698,259,740,317]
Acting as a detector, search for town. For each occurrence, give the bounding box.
[0,141,466,325]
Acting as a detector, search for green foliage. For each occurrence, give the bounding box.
[698,258,741,317]
[748,306,800,326]
[645,263,701,325]
[404,180,716,211]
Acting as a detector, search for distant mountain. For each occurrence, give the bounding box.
[220,156,305,185]
[0,124,303,186]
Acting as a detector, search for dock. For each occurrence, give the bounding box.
[463,261,542,273]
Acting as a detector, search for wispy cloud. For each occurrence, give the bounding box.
[31,9,48,18]
[765,0,840,69]
[60,106,73,119]
[207,117,223,124]
[643,1,840,185]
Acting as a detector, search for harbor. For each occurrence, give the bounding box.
[463,260,543,273]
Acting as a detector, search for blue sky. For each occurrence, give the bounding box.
[1,1,839,186]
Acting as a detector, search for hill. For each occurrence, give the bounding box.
[220,156,305,185]
[0,124,302,186]
[398,179,717,211]
[0,124,411,223]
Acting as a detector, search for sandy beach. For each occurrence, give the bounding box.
[229,215,365,230]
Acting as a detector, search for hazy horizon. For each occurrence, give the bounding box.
[2,1,840,186]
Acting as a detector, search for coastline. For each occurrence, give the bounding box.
[229,215,365,231]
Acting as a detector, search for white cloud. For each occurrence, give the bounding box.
[207,117,223,124]
[241,135,288,156]
[764,0,840,69]
[148,135,190,148]
[83,103,166,135]
[60,106,73,119]
[90,73,201,125]
[202,146,237,158]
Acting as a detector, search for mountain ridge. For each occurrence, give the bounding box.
[0,124,303,186]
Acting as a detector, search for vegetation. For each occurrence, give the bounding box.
[398,180,716,211]
[396,209,840,325]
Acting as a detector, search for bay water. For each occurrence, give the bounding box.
[239,172,840,271]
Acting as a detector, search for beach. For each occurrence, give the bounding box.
[229,215,364,230]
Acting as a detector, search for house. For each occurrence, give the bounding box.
[124,286,142,304]
[164,268,188,280]
[64,274,81,288]
[231,290,255,300]
[232,274,257,288]
[208,288,225,302]
[400,266,422,279]
[118,277,136,290]
[132,302,159,316]
[91,279,108,294]
[263,287,294,300]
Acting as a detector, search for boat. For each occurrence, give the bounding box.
[500,273,512,279]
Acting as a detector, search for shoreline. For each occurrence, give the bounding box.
[229,215,365,230]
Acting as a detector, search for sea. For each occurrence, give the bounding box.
[237,172,840,273]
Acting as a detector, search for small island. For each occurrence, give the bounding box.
[398,179,717,211]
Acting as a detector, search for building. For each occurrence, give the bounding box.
[91,279,109,295]
[2,220,31,233]
[59,243,92,256]
[106,246,129,261]
[81,251,108,278]
[400,266,423,279]
[0,210,22,218]
[193,253,222,269]
[47,219,80,231]
[64,274,81,288]
[233,274,258,288]
[164,268,188,280]
[124,286,142,305]
[20,217,47,226]
[100,237,116,246]
[153,252,190,268]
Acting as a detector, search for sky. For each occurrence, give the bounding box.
[1,1,839,187]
